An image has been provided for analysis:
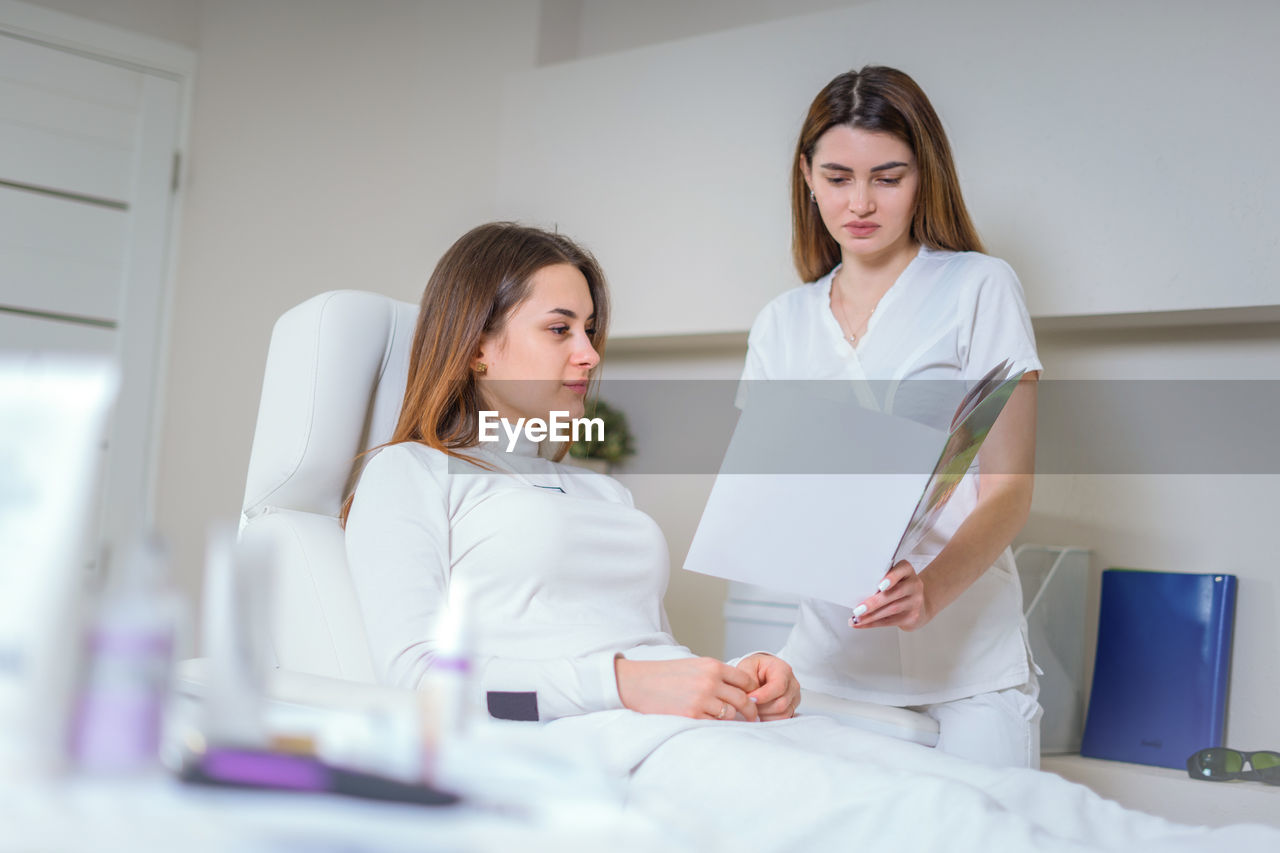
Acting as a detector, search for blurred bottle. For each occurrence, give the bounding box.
[199,524,271,748]
[419,581,476,781]
[71,534,181,773]
[0,358,116,778]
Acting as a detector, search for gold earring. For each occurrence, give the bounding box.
[475,362,487,374]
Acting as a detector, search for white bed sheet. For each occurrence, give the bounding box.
[543,710,1279,852]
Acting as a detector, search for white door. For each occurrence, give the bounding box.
[0,24,186,567]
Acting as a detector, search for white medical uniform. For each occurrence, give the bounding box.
[740,244,1044,767]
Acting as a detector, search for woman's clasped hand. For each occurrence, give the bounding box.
[614,652,800,722]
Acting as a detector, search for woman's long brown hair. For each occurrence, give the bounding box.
[791,66,985,282]
[340,222,609,525]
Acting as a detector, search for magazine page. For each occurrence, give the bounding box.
[892,367,1025,562]
[950,359,1013,431]
[684,382,943,607]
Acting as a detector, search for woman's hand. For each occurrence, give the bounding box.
[850,376,1040,633]
[615,656,761,721]
[850,560,933,631]
[736,653,801,720]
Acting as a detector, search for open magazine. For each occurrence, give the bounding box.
[684,361,1024,608]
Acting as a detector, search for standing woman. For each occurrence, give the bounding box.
[741,66,1043,767]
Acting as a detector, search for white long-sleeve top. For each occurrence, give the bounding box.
[344,434,694,721]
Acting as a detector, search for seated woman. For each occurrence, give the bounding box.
[342,221,799,725]
[344,222,1277,851]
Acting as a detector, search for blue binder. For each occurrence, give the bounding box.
[1080,569,1237,769]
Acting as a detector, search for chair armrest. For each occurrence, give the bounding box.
[799,689,940,747]
[175,657,415,717]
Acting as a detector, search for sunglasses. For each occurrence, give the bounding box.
[1186,748,1280,784]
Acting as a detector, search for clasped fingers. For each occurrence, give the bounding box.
[696,657,760,721]
[615,656,763,720]
[734,653,800,721]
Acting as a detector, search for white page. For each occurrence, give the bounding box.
[684,385,944,608]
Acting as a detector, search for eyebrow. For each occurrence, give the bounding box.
[545,308,596,320]
[817,160,909,173]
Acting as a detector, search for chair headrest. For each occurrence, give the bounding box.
[241,290,418,522]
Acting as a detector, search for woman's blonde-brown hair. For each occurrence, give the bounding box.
[340,221,609,524]
[792,65,985,282]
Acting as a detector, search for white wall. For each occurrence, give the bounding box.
[23,0,198,47]
[536,0,865,64]
[502,0,1280,336]
[154,0,545,612]
[571,0,861,61]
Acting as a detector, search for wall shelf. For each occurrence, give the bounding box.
[1042,754,1280,829]
[603,303,1280,357]
[606,330,748,356]
[1033,305,1280,334]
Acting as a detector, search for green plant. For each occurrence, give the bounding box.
[569,398,635,463]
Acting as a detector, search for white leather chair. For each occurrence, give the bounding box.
[240,289,417,685]
[232,290,938,745]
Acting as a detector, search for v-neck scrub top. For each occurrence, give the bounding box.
[739,245,1043,706]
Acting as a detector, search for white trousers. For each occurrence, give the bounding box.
[909,671,1043,769]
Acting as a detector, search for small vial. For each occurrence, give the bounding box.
[419,583,475,780]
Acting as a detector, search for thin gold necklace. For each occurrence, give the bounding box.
[831,274,861,344]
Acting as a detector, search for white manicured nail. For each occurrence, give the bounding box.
[852,604,868,617]
[878,579,892,592]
